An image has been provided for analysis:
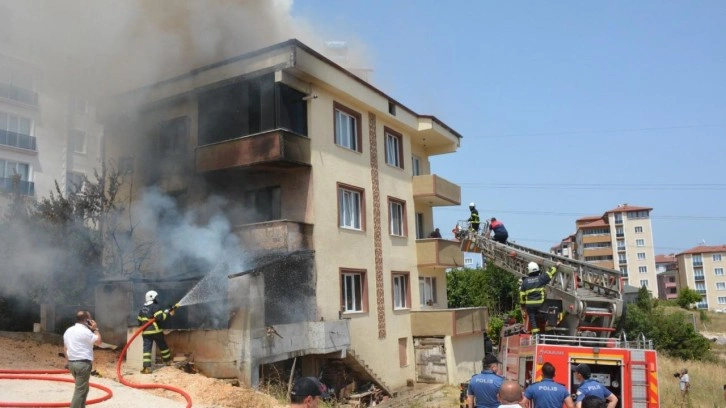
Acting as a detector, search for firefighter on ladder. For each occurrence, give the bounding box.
[519,261,560,334]
[137,290,175,374]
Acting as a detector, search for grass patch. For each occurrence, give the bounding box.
[658,354,726,407]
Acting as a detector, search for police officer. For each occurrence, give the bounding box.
[466,353,503,408]
[522,362,574,408]
[137,290,175,374]
[519,261,560,334]
[573,364,618,408]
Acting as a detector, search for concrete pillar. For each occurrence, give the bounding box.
[40,303,55,333]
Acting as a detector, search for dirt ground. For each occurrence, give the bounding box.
[0,335,461,407]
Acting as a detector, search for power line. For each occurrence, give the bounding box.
[456,182,726,191]
[469,124,726,139]
[437,207,726,221]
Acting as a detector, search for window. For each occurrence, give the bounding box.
[384,127,403,168]
[638,266,647,274]
[244,186,281,223]
[338,184,364,230]
[714,254,723,262]
[620,266,628,276]
[718,297,726,305]
[668,276,675,283]
[0,64,36,105]
[69,130,86,154]
[0,111,34,150]
[614,213,623,223]
[716,268,724,276]
[640,280,649,288]
[693,254,703,267]
[636,239,645,247]
[419,276,437,306]
[334,102,361,152]
[615,227,624,237]
[583,242,612,249]
[415,213,424,239]
[341,269,367,313]
[388,197,406,236]
[637,252,646,260]
[634,226,643,233]
[388,101,396,116]
[392,272,410,310]
[627,210,649,219]
[159,117,188,156]
[411,155,421,176]
[618,254,627,263]
[716,282,726,290]
[583,228,610,235]
[0,159,32,195]
[66,172,85,194]
[617,240,625,250]
[464,258,474,266]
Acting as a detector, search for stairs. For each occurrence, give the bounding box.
[343,348,393,397]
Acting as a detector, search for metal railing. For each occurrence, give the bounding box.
[527,333,654,350]
[0,129,37,151]
[0,177,35,196]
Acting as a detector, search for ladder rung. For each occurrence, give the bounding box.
[578,326,616,332]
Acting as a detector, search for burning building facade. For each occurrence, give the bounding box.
[99,39,485,392]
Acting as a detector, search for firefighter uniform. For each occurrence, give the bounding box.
[519,265,558,334]
[467,369,504,408]
[489,218,508,244]
[468,207,481,232]
[524,378,571,408]
[137,302,172,370]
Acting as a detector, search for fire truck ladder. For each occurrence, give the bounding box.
[457,224,623,337]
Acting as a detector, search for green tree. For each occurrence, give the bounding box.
[447,261,519,315]
[676,287,702,309]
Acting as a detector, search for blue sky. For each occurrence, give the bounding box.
[291,1,726,254]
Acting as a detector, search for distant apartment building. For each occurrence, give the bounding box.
[550,234,575,259]
[676,245,726,310]
[99,39,486,391]
[464,253,484,268]
[572,204,658,296]
[0,4,103,207]
[655,254,679,300]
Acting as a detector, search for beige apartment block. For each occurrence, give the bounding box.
[98,39,484,391]
[572,204,658,297]
[676,245,726,311]
[0,4,103,210]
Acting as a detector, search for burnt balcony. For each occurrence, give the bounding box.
[416,238,464,268]
[196,129,310,173]
[412,174,460,207]
[233,220,313,254]
[411,307,488,337]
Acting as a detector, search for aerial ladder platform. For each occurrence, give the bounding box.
[455,221,624,337]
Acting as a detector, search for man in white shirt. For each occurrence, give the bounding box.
[678,368,689,405]
[63,310,102,408]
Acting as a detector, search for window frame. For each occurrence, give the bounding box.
[637,252,646,260]
[388,196,407,237]
[638,266,648,274]
[715,268,724,276]
[640,279,649,287]
[714,254,723,262]
[411,155,421,176]
[337,183,365,231]
[634,226,643,233]
[69,129,87,154]
[384,127,404,169]
[333,102,362,152]
[716,282,726,290]
[392,272,411,311]
[636,239,645,247]
[419,276,438,306]
[340,268,368,314]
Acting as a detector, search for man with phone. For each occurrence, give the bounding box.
[63,310,102,408]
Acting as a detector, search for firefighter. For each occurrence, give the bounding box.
[137,290,175,374]
[522,362,574,408]
[573,364,618,408]
[489,217,508,244]
[466,353,503,408]
[468,203,481,232]
[519,261,560,334]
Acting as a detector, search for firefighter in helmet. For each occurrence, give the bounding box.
[468,202,480,232]
[519,261,560,334]
[137,290,174,374]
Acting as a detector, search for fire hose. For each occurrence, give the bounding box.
[0,304,192,407]
[117,304,192,408]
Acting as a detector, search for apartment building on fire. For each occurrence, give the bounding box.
[97,39,487,391]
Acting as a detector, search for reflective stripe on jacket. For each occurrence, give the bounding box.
[138,303,169,335]
[519,266,557,305]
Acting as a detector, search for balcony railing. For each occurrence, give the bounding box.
[0,130,37,151]
[233,220,313,255]
[416,238,464,268]
[0,178,35,196]
[0,83,38,106]
[692,261,703,267]
[694,274,705,281]
[412,174,461,207]
[411,307,488,337]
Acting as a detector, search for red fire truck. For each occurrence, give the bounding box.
[458,222,660,407]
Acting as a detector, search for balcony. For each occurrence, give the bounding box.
[196,129,310,173]
[694,274,705,281]
[0,178,34,196]
[411,307,488,337]
[412,174,460,207]
[233,220,313,255]
[0,130,37,152]
[416,238,464,268]
[692,261,703,267]
[0,83,38,106]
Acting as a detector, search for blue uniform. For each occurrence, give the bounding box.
[575,378,613,402]
[524,378,570,408]
[467,369,504,408]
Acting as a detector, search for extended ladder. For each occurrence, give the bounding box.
[456,223,624,337]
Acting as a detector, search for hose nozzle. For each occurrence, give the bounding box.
[169,303,180,312]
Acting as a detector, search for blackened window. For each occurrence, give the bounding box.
[159,117,189,156]
[244,186,281,223]
[277,82,307,135]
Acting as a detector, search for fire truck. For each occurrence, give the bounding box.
[457,222,660,408]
